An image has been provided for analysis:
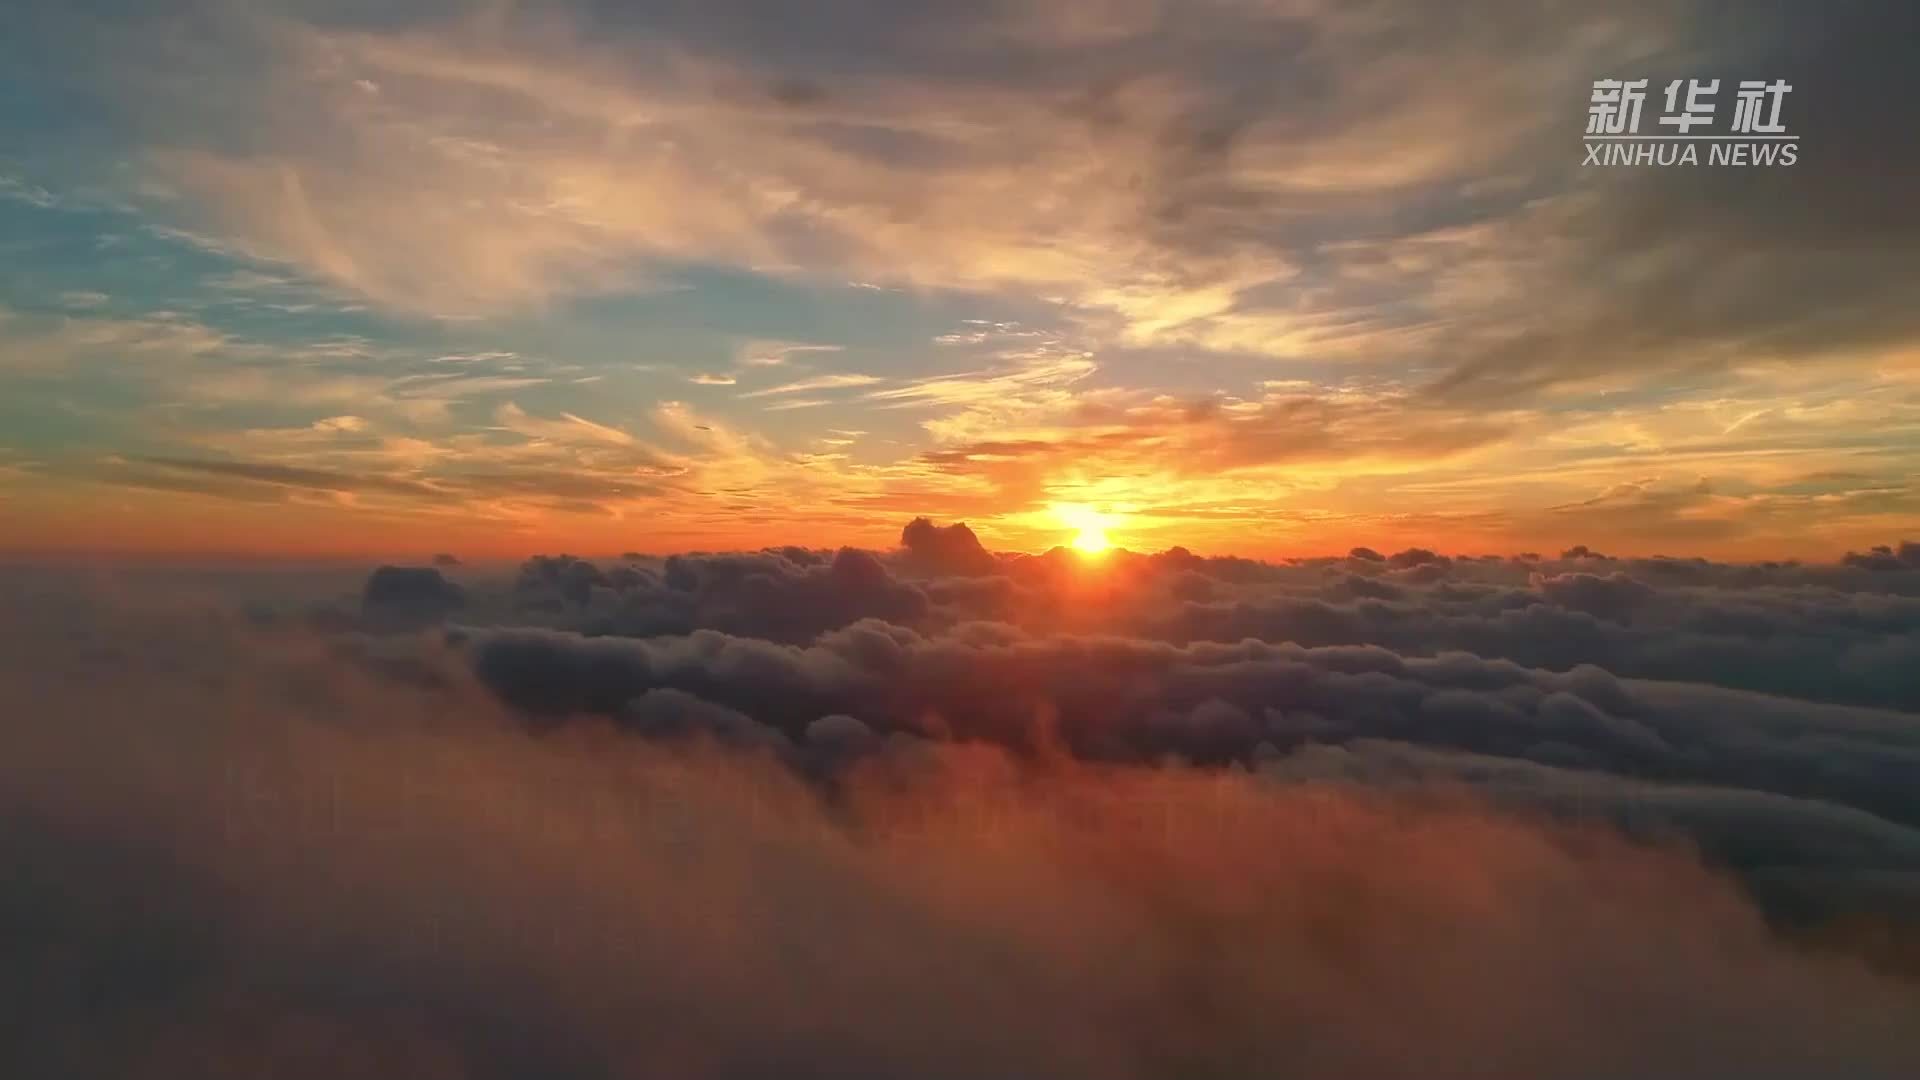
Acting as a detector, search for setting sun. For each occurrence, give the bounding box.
[1054,504,1118,556]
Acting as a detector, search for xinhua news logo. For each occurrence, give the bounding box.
[1584,79,1797,167]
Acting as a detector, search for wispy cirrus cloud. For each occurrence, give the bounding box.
[735,341,842,368]
[740,373,883,398]
[92,1,1664,347]
[492,402,637,447]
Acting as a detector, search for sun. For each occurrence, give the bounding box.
[1052,503,1118,558]
[1071,525,1111,555]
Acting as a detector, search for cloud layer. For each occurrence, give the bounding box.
[5,562,1920,1078]
[7,522,1920,1078]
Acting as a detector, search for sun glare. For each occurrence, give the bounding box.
[1053,503,1118,557]
[1072,526,1111,555]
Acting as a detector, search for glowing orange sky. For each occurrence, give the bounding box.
[0,3,1916,562]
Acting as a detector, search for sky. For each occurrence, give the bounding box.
[1,0,1917,560]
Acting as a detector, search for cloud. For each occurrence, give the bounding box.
[480,546,928,646]
[1847,542,1920,572]
[1130,561,1920,711]
[361,565,466,631]
[493,402,637,447]
[889,379,1522,529]
[57,290,110,309]
[78,0,1679,347]
[135,455,439,496]
[452,611,1920,844]
[899,516,998,576]
[740,373,883,398]
[734,341,843,367]
[3,575,1919,1077]
[0,306,229,373]
[1532,570,1658,621]
[279,520,1919,933]
[0,174,61,208]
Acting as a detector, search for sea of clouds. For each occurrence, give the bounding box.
[4,520,1919,1077]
